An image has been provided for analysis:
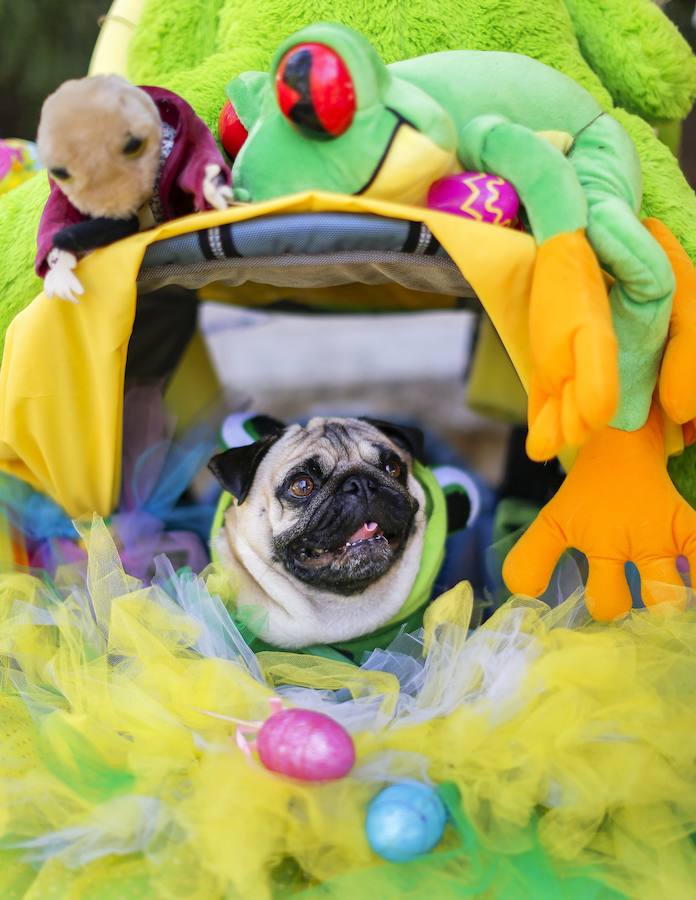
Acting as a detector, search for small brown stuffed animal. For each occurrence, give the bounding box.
[36,75,233,301]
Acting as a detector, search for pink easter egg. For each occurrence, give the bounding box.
[257,708,355,781]
[427,171,520,226]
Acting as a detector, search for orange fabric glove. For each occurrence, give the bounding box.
[526,230,619,462]
[643,218,696,428]
[504,403,696,620]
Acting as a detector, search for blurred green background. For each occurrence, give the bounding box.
[0,0,109,138]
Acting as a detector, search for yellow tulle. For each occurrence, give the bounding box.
[0,518,695,898]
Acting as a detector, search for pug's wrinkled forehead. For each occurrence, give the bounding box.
[278,417,412,473]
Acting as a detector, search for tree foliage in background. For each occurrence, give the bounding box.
[0,0,110,138]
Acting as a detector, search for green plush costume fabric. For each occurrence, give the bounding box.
[563,0,696,122]
[1,0,693,329]
[0,175,48,339]
[1,0,693,330]
[124,0,696,251]
[0,0,694,489]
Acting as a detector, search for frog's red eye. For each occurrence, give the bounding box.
[276,43,356,138]
[218,100,249,159]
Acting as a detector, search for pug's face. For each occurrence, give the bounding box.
[209,417,427,648]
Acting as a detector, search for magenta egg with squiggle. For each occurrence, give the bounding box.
[257,708,355,781]
[427,171,520,226]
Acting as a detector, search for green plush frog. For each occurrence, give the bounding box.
[225,22,679,462]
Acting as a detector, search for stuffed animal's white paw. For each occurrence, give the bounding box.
[44,249,84,303]
[202,164,234,210]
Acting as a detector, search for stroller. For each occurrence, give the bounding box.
[0,5,694,896]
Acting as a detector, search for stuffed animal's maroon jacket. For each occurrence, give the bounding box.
[36,86,231,275]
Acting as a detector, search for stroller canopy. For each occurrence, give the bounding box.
[0,191,537,517]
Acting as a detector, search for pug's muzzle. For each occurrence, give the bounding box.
[275,467,419,595]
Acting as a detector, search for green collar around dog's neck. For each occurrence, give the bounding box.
[209,460,448,663]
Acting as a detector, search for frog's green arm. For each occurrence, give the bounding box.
[571,114,675,428]
[457,113,587,245]
[458,110,674,433]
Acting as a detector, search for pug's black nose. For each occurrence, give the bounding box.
[341,474,377,497]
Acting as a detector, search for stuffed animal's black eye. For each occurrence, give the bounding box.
[123,136,145,157]
[49,167,70,180]
[289,476,315,498]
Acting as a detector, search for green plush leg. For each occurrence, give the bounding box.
[458,114,588,242]
[570,114,675,430]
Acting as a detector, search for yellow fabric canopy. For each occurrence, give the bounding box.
[0,191,545,517]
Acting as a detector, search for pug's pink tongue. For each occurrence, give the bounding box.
[347,522,381,543]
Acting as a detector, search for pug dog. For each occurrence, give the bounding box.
[208,416,427,649]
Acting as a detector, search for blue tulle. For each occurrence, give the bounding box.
[123,435,219,541]
[0,473,75,540]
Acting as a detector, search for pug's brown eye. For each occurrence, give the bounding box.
[289,476,315,497]
[50,167,70,181]
[384,460,402,478]
[123,135,145,157]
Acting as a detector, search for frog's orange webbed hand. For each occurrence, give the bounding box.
[457,116,619,462]
[525,231,619,462]
[503,403,696,619]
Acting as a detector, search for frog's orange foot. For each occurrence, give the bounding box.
[526,230,618,462]
[504,405,696,620]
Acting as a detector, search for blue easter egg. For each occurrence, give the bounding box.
[366,781,447,862]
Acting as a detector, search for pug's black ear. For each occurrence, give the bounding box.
[208,434,280,504]
[360,417,425,462]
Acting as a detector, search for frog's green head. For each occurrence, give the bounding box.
[224,23,457,204]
